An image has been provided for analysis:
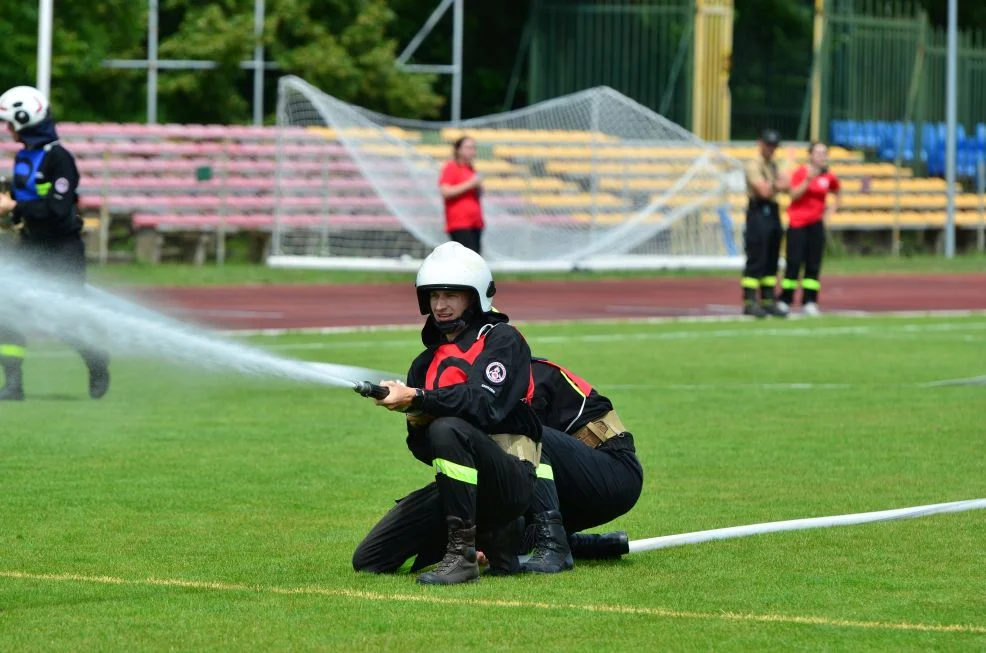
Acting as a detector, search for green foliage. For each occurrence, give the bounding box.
[269,0,442,119]
[0,0,443,123]
[731,0,815,139]
[0,0,147,123]
[5,0,986,125]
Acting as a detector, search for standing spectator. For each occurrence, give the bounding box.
[779,142,841,316]
[439,136,484,254]
[740,128,789,318]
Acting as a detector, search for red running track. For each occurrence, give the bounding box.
[133,274,986,331]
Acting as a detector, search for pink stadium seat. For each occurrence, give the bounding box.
[132,213,403,230]
[75,158,365,177]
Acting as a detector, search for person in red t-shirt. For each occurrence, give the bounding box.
[780,142,841,316]
[438,136,484,254]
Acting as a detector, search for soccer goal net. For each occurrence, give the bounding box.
[270,75,745,271]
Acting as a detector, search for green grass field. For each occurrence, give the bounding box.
[2,314,985,651]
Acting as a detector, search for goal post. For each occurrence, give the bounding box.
[270,75,745,271]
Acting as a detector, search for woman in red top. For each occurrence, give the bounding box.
[438,136,484,254]
[780,142,841,316]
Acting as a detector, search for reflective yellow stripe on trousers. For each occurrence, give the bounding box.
[0,345,26,359]
[433,458,478,485]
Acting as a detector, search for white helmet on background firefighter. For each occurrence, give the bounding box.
[0,86,51,132]
[415,242,496,327]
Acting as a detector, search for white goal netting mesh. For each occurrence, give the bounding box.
[271,75,744,270]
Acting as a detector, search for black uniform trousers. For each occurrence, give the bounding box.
[0,237,109,380]
[532,427,643,535]
[449,228,482,255]
[780,221,825,305]
[352,417,536,573]
[741,199,783,304]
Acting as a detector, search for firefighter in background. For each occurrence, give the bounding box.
[520,358,643,572]
[740,128,789,318]
[352,242,540,585]
[0,85,110,400]
[778,142,841,316]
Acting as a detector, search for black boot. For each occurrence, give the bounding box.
[86,356,110,400]
[417,516,480,585]
[760,287,788,318]
[479,516,524,576]
[521,510,574,573]
[568,531,630,560]
[742,287,767,318]
[0,360,24,401]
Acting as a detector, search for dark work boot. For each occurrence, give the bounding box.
[479,516,524,577]
[742,287,767,318]
[0,360,25,401]
[761,300,789,318]
[416,516,479,585]
[761,286,788,318]
[521,510,574,574]
[86,356,110,400]
[568,531,630,560]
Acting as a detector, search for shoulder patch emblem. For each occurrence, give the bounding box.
[485,361,507,384]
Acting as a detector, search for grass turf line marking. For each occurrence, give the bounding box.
[1,570,984,636]
[261,320,986,352]
[224,309,986,337]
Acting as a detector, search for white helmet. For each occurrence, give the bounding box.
[0,86,50,132]
[415,242,496,315]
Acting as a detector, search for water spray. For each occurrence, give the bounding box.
[0,259,399,391]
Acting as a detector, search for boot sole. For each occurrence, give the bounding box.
[520,563,574,574]
[416,574,480,585]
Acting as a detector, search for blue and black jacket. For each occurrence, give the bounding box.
[9,118,82,242]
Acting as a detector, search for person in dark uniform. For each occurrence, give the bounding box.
[520,358,643,573]
[740,128,789,318]
[352,353,643,576]
[0,85,110,400]
[352,242,540,585]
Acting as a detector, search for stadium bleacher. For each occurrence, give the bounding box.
[830,119,986,179]
[0,120,979,263]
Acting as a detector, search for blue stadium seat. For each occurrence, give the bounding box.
[848,120,860,147]
[829,120,848,147]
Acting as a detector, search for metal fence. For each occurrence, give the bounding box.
[523,0,986,142]
[820,0,986,132]
[527,0,694,129]
[729,1,813,140]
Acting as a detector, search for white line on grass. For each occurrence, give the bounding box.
[1,570,984,635]
[222,309,986,338]
[27,319,986,359]
[926,375,986,387]
[606,383,857,391]
[258,319,986,352]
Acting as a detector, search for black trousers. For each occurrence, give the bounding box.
[780,221,825,305]
[533,427,643,535]
[741,200,783,302]
[449,228,482,255]
[351,426,643,573]
[0,238,109,379]
[352,417,536,573]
